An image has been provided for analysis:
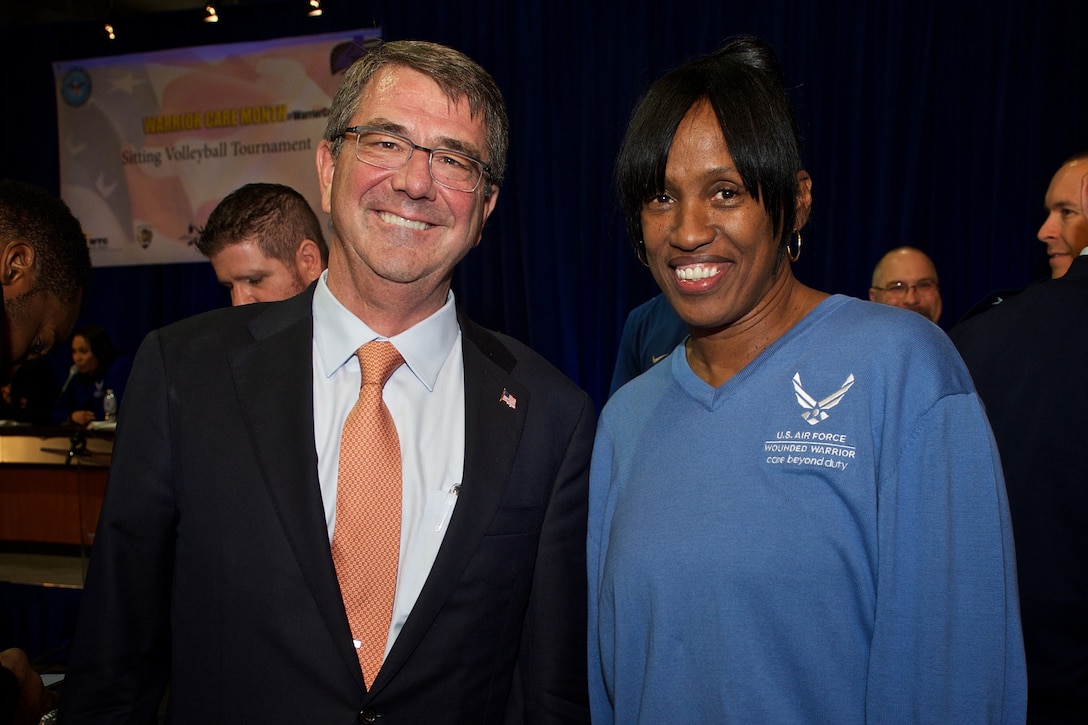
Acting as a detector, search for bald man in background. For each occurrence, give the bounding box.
[869,246,943,324]
[1037,153,1088,279]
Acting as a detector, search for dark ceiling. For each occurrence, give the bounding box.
[2,0,231,26]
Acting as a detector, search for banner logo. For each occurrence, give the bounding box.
[60,68,92,107]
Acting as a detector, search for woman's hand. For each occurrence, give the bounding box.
[70,410,96,427]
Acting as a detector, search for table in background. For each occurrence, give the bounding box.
[0,427,112,548]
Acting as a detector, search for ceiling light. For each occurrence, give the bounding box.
[204,3,219,22]
[104,23,116,40]
[308,0,322,16]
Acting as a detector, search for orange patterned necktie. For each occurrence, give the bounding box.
[331,340,404,689]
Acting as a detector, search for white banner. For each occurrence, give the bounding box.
[54,28,382,266]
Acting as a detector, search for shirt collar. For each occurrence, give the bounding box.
[312,270,459,391]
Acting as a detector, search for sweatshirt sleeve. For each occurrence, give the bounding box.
[866,392,1027,723]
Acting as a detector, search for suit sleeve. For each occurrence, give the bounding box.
[508,393,595,724]
[865,393,1027,722]
[59,331,177,723]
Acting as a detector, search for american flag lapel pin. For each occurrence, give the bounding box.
[499,388,517,410]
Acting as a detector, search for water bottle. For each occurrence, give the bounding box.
[103,389,117,422]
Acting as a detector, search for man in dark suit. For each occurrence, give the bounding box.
[0,182,89,725]
[949,160,1088,723]
[60,40,594,724]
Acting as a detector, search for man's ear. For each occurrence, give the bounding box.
[0,241,36,298]
[295,239,326,284]
[1081,172,1088,219]
[316,141,337,215]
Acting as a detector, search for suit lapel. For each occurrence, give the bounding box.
[227,290,363,689]
[373,311,529,691]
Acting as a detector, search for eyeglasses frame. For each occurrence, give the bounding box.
[338,125,492,193]
[872,278,940,298]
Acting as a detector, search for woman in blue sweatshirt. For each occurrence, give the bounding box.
[589,35,1026,724]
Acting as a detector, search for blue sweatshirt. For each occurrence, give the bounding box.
[588,295,1026,724]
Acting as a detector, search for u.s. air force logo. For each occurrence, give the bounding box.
[792,372,855,425]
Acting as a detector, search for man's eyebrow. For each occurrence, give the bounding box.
[364,119,406,135]
[362,119,484,159]
[435,136,483,158]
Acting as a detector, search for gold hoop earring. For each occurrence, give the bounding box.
[786,231,802,263]
[634,240,649,267]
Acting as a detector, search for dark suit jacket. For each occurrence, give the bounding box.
[950,255,1088,722]
[60,288,595,724]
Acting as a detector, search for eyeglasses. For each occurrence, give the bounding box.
[873,278,939,300]
[338,126,491,193]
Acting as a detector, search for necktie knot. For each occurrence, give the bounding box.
[358,340,403,388]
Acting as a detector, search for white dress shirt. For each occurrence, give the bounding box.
[312,271,465,656]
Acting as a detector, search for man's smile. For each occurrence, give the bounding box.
[377,211,434,231]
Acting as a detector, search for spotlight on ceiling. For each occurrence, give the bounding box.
[104,23,116,40]
[204,3,219,22]
[308,0,322,16]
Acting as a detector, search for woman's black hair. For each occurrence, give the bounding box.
[73,324,118,373]
[615,35,804,259]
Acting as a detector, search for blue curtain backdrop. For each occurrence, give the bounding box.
[2,0,1085,410]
